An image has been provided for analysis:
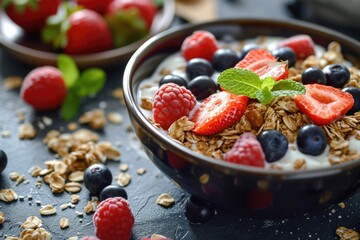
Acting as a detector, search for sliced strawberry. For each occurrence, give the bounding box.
[190,91,248,135]
[278,34,315,60]
[235,49,288,81]
[294,84,354,125]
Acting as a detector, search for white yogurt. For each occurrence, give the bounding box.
[137,37,359,170]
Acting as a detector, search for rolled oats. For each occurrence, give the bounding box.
[79,109,107,130]
[156,193,175,207]
[336,226,360,240]
[59,218,69,229]
[0,212,5,224]
[0,189,18,202]
[3,76,22,90]
[70,194,80,204]
[39,205,57,216]
[9,172,20,181]
[18,123,37,140]
[107,112,124,124]
[116,173,131,187]
[84,199,99,214]
[68,171,84,182]
[136,168,147,175]
[64,182,82,193]
[20,216,42,229]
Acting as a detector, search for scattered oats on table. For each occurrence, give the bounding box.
[78,109,107,130]
[336,226,360,240]
[18,123,37,139]
[116,172,131,187]
[156,193,175,208]
[1,130,10,138]
[0,212,5,224]
[3,76,22,90]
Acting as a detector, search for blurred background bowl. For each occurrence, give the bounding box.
[123,18,360,217]
[0,0,175,68]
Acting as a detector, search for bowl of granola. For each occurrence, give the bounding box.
[123,18,360,217]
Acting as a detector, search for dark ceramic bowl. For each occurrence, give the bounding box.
[123,19,360,217]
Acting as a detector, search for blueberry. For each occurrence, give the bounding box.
[185,196,216,224]
[239,44,260,60]
[342,86,360,115]
[211,49,240,72]
[99,185,128,201]
[187,76,217,100]
[271,47,297,68]
[186,58,214,80]
[323,64,350,88]
[301,67,327,85]
[159,74,187,87]
[84,163,113,196]
[0,150,8,173]
[297,124,327,156]
[258,130,288,163]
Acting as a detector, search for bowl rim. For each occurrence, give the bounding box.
[123,18,360,179]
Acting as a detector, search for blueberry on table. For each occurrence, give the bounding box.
[212,48,240,72]
[186,58,214,80]
[296,124,327,156]
[0,150,8,173]
[272,47,297,68]
[301,67,327,85]
[342,86,360,115]
[159,74,188,87]
[84,163,113,196]
[187,75,217,100]
[258,130,288,163]
[185,196,216,224]
[99,184,128,201]
[322,64,350,88]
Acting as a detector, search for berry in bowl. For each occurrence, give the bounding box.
[123,19,360,217]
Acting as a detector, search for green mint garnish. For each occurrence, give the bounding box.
[217,68,305,104]
[57,54,107,121]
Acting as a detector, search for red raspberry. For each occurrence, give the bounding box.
[153,83,197,130]
[20,66,67,111]
[93,197,134,240]
[224,132,265,167]
[181,30,218,62]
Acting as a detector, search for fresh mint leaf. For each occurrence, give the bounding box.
[60,90,80,121]
[271,80,305,98]
[57,54,79,88]
[74,68,106,97]
[217,68,262,98]
[261,77,276,91]
[256,87,273,105]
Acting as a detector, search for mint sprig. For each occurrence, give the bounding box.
[217,68,305,104]
[58,54,106,121]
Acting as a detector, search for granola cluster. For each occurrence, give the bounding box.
[142,40,360,170]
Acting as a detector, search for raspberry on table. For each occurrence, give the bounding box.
[224,132,265,167]
[93,197,134,240]
[153,83,197,129]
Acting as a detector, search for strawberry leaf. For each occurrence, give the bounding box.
[74,68,106,97]
[105,8,148,48]
[57,54,79,88]
[60,90,80,121]
[217,68,261,98]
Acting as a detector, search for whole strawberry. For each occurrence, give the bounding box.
[76,0,113,15]
[3,0,60,32]
[181,30,219,62]
[224,132,265,167]
[153,83,197,129]
[93,197,134,240]
[63,9,113,54]
[20,66,67,111]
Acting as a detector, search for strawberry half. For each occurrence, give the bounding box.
[278,34,315,60]
[190,91,248,135]
[235,49,288,81]
[294,84,354,125]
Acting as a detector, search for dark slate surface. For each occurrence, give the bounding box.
[1,0,360,239]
